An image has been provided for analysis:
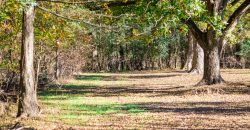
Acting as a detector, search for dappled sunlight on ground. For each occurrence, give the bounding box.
[1,69,250,129]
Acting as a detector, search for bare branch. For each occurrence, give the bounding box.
[37,0,137,8]
[36,5,115,29]
[37,0,138,11]
[36,0,117,4]
[132,15,166,36]
[89,12,135,19]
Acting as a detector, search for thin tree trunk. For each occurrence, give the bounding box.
[183,31,194,71]
[55,45,60,80]
[17,5,40,118]
[35,56,41,88]
[119,45,125,71]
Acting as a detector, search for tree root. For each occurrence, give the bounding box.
[192,87,225,95]
[196,76,225,86]
[188,68,203,75]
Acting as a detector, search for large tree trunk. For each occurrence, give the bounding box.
[199,45,223,85]
[17,5,40,118]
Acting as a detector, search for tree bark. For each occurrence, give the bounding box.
[17,5,40,118]
[189,41,204,74]
[198,40,224,85]
[183,31,194,71]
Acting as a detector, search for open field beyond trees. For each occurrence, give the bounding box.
[1,69,250,129]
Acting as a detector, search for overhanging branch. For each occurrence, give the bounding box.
[36,5,114,29]
[36,0,123,4]
[182,19,205,47]
[223,0,250,36]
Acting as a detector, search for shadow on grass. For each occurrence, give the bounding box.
[0,123,36,130]
[218,82,250,94]
[74,74,181,81]
[39,82,250,98]
[135,102,250,116]
[75,75,105,81]
[39,84,188,97]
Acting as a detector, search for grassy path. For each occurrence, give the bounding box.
[1,69,250,129]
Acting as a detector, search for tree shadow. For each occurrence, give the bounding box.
[75,75,108,81]
[39,84,188,97]
[126,74,181,79]
[135,102,250,116]
[0,123,36,130]
[222,82,250,94]
[221,69,250,74]
[39,80,250,98]
[74,74,181,81]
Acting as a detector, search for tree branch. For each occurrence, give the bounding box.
[36,5,116,29]
[230,0,240,6]
[182,19,205,48]
[36,0,121,4]
[223,0,250,36]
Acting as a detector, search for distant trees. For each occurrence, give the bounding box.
[89,28,187,72]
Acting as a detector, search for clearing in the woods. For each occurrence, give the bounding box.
[1,69,250,129]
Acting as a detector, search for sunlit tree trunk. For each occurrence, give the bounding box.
[183,31,194,71]
[17,5,40,118]
[189,40,204,74]
[55,45,60,80]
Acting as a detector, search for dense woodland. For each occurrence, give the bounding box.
[0,0,250,129]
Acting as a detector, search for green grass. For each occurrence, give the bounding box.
[39,81,146,125]
[41,95,145,115]
[38,84,97,97]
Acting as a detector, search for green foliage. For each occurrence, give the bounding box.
[18,0,36,6]
[0,1,22,73]
[237,38,250,58]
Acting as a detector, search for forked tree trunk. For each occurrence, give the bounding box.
[17,5,40,118]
